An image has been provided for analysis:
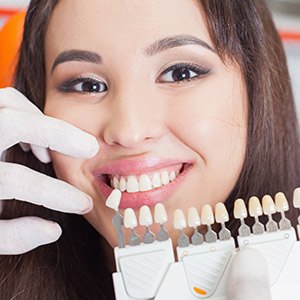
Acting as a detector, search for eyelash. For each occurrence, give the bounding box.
[58,63,210,94]
[157,62,210,84]
[58,76,107,94]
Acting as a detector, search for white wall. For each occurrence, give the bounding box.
[0,0,29,8]
[272,11,300,121]
[0,0,29,27]
[285,43,300,119]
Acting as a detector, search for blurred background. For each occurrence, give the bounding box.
[0,0,299,120]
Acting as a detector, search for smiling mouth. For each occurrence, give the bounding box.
[97,163,188,193]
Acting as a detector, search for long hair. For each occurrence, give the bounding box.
[0,0,299,299]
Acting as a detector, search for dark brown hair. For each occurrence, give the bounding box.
[0,0,299,299]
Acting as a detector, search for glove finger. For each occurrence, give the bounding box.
[30,144,52,163]
[0,87,42,114]
[0,88,61,162]
[0,161,93,214]
[0,107,99,158]
[0,217,62,255]
[226,248,272,300]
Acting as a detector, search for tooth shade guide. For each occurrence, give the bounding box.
[262,195,277,214]
[199,204,217,242]
[294,188,300,224]
[187,207,204,245]
[204,223,218,243]
[157,224,169,242]
[234,198,251,237]
[275,192,289,212]
[262,195,278,232]
[191,228,204,245]
[252,219,265,235]
[248,196,265,234]
[123,208,138,229]
[214,203,231,240]
[218,224,231,241]
[111,189,300,299]
[187,207,201,228]
[177,229,190,247]
[274,192,292,230]
[154,203,169,241]
[139,205,153,227]
[248,196,263,217]
[112,210,125,248]
[128,230,141,246]
[154,203,168,224]
[105,189,126,248]
[155,207,169,241]
[215,203,229,223]
[193,287,207,296]
[279,217,292,230]
[142,227,155,244]
[105,189,122,210]
[201,204,215,225]
[173,209,187,230]
[293,187,300,208]
[139,205,155,244]
[173,209,190,247]
[233,198,248,219]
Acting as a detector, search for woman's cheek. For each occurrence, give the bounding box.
[50,152,86,187]
[44,95,101,135]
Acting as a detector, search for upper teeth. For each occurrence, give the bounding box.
[109,169,180,193]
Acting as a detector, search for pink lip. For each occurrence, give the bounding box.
[92,158,193,209]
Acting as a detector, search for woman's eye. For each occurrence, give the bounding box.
[59,78,108,94]
[158,63,210,83]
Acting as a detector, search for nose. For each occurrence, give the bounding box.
[102,88,165,150]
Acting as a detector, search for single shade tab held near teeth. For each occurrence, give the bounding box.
[105,189,122,210]
[105,189,125,248]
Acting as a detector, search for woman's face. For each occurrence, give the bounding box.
[44,0,247,247]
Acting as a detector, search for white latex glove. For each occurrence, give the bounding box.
[0,87,100,255]
[226,247,272,300]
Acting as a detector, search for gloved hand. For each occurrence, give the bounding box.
[226,247,272,300]
[0,87,100,255]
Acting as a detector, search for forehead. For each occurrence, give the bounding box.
[45,0,211,58]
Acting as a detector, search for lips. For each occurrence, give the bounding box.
[92,158,193,209]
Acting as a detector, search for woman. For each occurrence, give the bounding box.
[0,0,299,299]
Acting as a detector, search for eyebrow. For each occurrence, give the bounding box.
[143,34,215,56]
[51,35,214,73]
[51,49,102,73]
